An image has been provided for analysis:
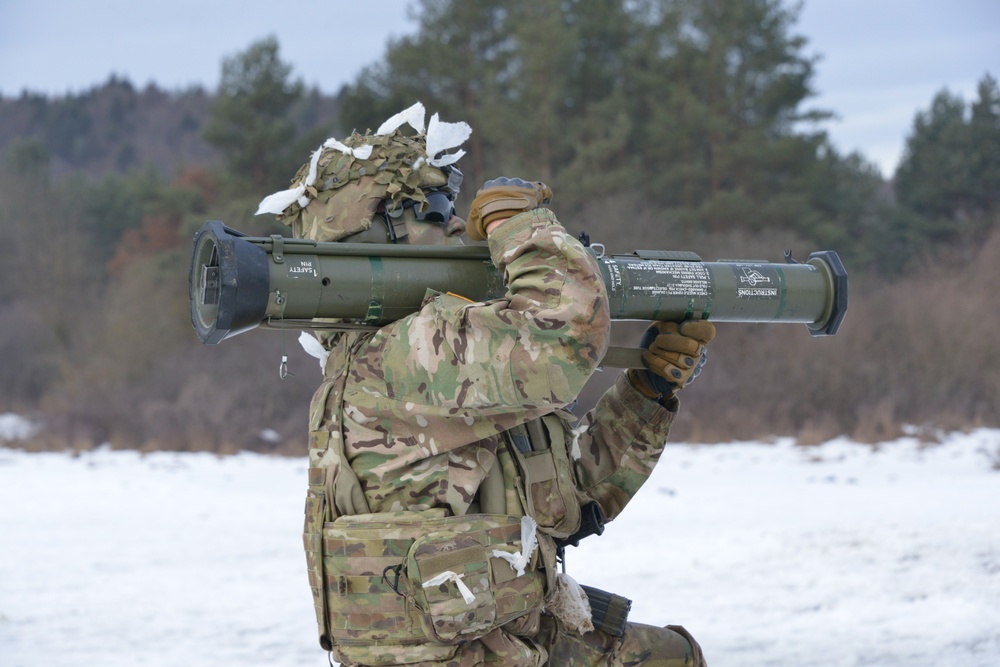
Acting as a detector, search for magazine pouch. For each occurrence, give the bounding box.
[507,412,583,540]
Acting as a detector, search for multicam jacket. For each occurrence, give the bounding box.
[304,209,679,665]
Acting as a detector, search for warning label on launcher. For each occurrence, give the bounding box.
[614,261,713,297]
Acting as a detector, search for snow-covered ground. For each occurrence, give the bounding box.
[1,423,998,666]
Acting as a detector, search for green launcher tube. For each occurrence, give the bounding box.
[190,220,847,345]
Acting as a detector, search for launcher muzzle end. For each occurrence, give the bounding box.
[189,221,270,344]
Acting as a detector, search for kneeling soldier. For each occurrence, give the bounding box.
[259,103,712,666]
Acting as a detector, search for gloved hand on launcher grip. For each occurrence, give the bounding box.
[627,320,716,404]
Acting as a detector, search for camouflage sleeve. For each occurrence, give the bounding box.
[572,373,678,522]
[344,208,610,439]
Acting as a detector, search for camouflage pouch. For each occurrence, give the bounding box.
[323,510,457,666]
[322,511,546,666]
[404,514,546,643]
[508,412,583,540]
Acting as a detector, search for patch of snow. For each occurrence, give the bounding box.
[258,429,282,443]
[0,414,37,441]
[0,429,997,666]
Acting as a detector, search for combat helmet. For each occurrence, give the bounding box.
[256,102,470,243]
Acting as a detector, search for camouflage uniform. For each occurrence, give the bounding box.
[304,208,705,666]
[262,116,705,665]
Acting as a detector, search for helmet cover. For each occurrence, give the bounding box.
[256,102,471,242]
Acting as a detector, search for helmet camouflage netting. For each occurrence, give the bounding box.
[256,102,471,242]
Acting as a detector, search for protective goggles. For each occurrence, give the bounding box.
[385,165,463,226]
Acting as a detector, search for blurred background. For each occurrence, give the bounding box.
[1,0,997,452]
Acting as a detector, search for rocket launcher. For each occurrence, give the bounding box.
[189,221,848,361]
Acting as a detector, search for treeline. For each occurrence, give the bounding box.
[1,1,998,453]
[0,68,342,184]
[0,77,219,180]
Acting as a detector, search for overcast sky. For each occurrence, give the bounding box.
[0,0,996,177]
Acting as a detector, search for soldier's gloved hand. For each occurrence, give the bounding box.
[466,177,553,241]
[626,320,716,403]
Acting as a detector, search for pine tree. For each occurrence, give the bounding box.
[630,0,829,235]
[543,0,637,205]
[895,90,973,223]
[338,1,513,192]
[968,74,1000,218]
[892,73,1000,255]
[203,37,304,191]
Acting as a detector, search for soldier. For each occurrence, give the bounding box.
[259,103,714,666]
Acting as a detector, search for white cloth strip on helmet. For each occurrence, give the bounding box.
[254,143,325,215]
[425,113,472,167]
[376,101,427,135]
[322,137,374,160]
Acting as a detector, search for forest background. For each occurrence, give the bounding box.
[1,0,997,453]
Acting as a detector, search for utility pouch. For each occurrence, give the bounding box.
[508,413,583,539]
[405,514,546,643]
[322,511,545,666]
[580,585,632,638]
[323,510,453,666]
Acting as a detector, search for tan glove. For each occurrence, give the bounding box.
[626,320,716,403]
[466,177,553,241]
